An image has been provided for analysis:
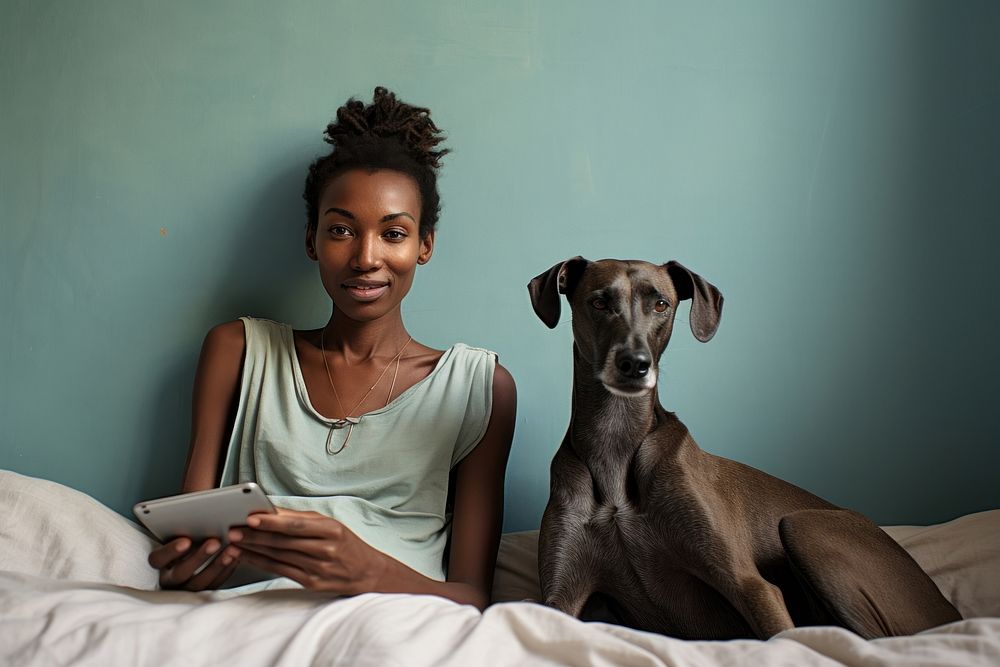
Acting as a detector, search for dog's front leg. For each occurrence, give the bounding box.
[538,446,598,618]
[731,574,795,638]
[708,563,794,639]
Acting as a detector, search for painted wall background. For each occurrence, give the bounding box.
[1,0,997,532]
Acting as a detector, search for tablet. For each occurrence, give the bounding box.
[133,483,277,544]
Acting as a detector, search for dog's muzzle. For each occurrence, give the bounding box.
[601,348,657,396]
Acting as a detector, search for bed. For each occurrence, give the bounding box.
[2,470,998,666]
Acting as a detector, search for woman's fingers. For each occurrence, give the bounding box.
[205,555,241,590]
[148,537,192,569]
[159,538,222,588]
[235,539,329,576]
[228,508,384,594]
[233,527,382,594]
[231,516,350,574]
[188,545,242,590]
[230,528,339,559]
[237,549,319,589]
[245,510,343,538]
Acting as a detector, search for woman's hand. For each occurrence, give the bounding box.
[147,537,242,591]
[229,508,390,595]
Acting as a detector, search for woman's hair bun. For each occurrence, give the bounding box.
[323,86,449,169]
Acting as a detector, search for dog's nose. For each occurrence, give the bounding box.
[616,351,651,378]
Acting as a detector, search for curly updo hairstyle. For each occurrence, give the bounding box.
[303,86,449,239]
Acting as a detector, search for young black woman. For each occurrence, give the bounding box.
[147,87,517,611]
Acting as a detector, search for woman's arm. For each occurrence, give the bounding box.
[231,362,517,609]
[440,361,517,606]
[181,320,247,491]
[148,320,247,589]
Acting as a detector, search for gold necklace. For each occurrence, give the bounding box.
[319,328,413,455]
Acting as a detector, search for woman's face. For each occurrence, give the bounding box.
[307,169,433,324]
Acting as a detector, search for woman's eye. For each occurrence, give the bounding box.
[654,299,669,313]
[328,225,352,237]
[591,298,607,310]
[384,229,407,241]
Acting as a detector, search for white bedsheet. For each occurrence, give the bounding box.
[2,571,998,666]
[2,471,999,666]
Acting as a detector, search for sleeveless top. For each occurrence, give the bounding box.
[219,317,496,581]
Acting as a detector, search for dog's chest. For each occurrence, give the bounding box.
[584,463,655,555]
[582,498,663,588]
[577,441,688,569]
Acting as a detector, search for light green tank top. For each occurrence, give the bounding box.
[219,317,496,581]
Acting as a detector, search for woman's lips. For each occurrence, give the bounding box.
[343,284,389,301]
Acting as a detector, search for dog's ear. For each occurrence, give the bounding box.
[665,261,724,342]
[528,256,589,328]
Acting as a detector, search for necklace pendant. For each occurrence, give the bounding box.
[329,416,360,430]
[326,420,357,456]
[319,329,412,456]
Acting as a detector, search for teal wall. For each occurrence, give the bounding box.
[2,1,998,532]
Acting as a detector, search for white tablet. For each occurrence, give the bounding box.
[133,483,276,544]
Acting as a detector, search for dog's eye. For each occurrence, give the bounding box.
[591,298,608,310]
[654,299,670,313]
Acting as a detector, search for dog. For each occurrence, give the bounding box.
[528,256,961,639]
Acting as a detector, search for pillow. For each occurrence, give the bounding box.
[492,511,1000,618]
[492,530,541,603]
[882,510,1000,619]
[0,470,159,589]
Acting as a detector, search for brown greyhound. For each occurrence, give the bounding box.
[528,257,961,640]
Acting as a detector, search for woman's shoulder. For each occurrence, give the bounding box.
[399,342,501,387]
[194,320,250,391]
[238,316,291,334]
[448,342,498,359]
[202,319,246,351]
[201,317,290,355]
[443,343,516,393]
[401,341,493,368]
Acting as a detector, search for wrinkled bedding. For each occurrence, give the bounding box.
[2,471,998,666]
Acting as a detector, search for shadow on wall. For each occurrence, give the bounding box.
[824,3,1000,521]
[136,157,318,500]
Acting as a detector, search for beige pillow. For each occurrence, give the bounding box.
[882,510,1000,619]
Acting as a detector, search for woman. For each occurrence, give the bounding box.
[148,87,517,610]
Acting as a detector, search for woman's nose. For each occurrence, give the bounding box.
[351,234,382,271]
